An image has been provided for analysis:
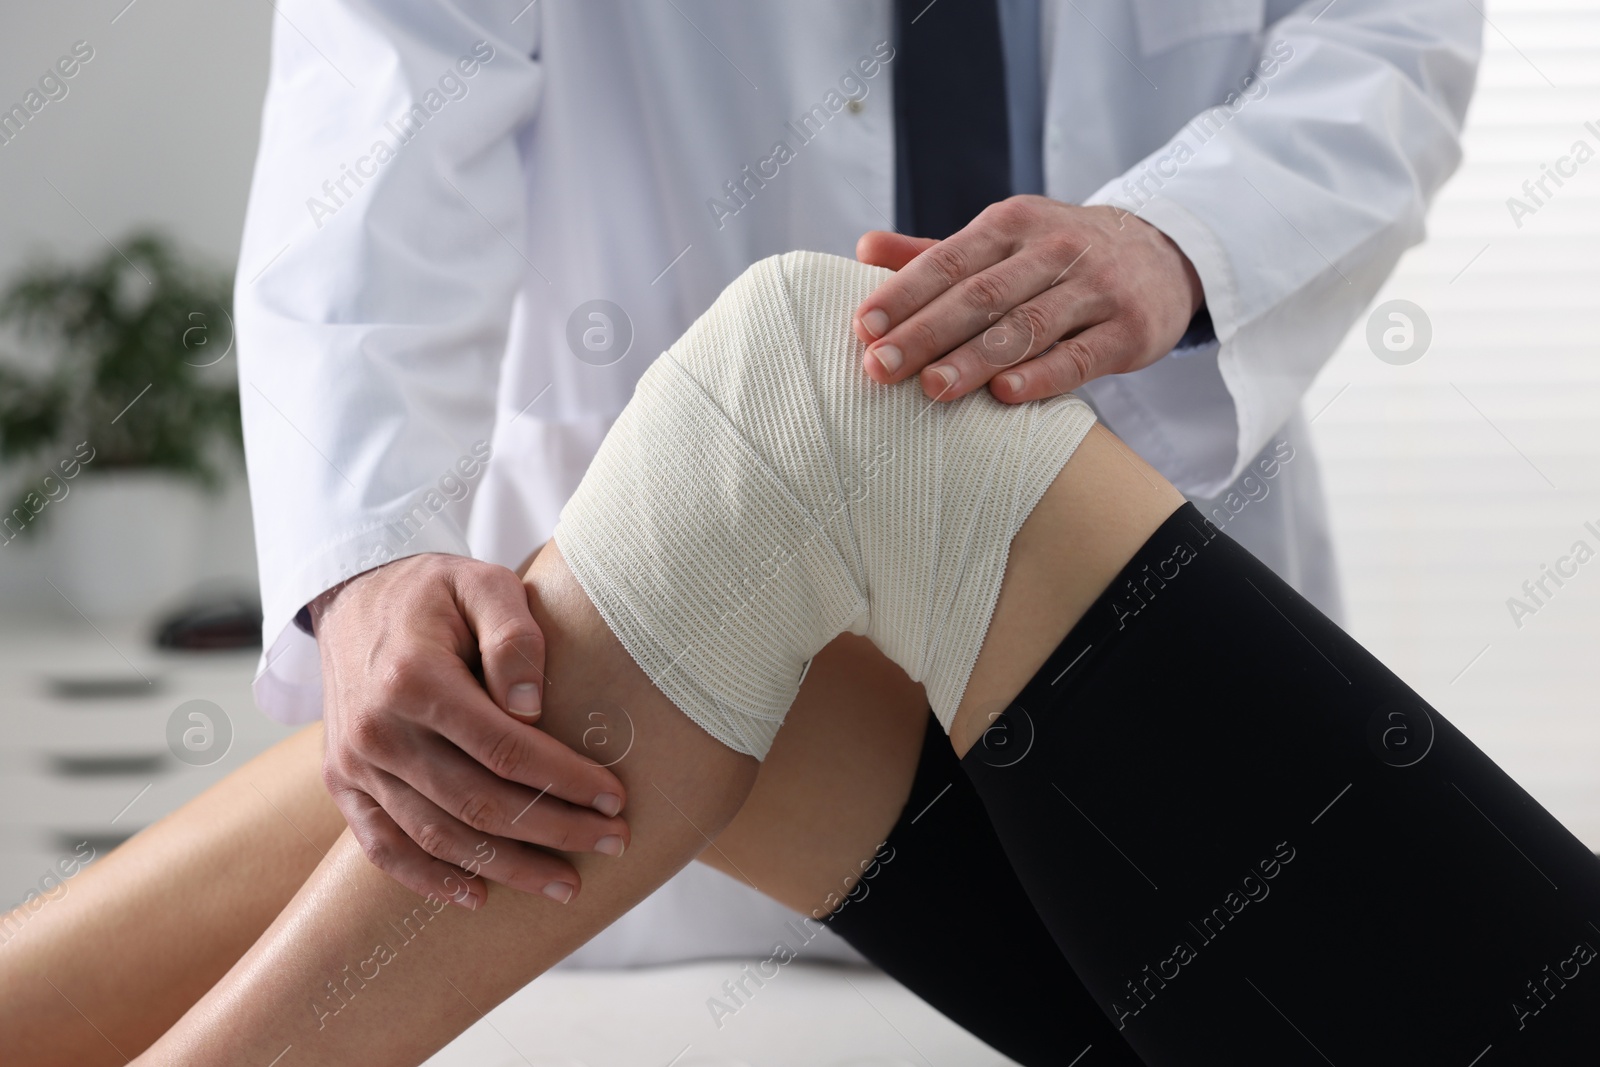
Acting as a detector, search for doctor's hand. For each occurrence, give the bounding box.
[853,196,1205,403]
[310,553,628,909]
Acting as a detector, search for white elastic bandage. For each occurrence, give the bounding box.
[553,251,1097,759]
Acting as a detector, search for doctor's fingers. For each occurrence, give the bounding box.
[867,251,1108,400]
[450,560,548,722]
[905,272,1113,402]
[854,229,939,276]
[374,732,629,857]
[334,780,582,907]
[414,681,628,819]
[854,218,1020,376]
[854,198,1088,377]
[986,320,1130,404]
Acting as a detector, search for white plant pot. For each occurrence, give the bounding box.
[46,471,207,622]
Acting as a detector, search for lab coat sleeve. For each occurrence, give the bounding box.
[235,0,543,723]
[1082,0,1482,498]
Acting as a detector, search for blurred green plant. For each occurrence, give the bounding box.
[0,231,241,532]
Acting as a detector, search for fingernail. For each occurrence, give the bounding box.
[596,835,625,857]
[593,792,622,817]
[1001,372,1024,394]
[508,682,540,717]
[872,344,902,375]
[923,365,954,392]
[543,881,575,904]
[861,309,890,338]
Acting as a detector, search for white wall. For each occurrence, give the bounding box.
[1306,0,1600,843]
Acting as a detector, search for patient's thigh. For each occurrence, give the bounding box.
[703,633,927,918]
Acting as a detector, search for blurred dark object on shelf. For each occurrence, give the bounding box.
[47,674,164,699]
[153,592,262,650]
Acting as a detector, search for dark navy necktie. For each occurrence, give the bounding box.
[893,0,1013,240]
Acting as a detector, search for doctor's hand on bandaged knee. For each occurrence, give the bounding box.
[853,196,1205,404]
[307,552,630,908]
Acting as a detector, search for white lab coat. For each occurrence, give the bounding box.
[235,0,1480,965]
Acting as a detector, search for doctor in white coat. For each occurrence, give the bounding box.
[235,0,1480,964]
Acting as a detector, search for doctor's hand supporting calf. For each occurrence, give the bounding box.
[853,196,1206,404]
[308,551,630,908]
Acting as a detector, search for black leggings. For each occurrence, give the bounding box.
[825,706,1142,1065]
[829,502,1600,1065]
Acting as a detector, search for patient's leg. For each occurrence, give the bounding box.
[0,723,344,1065]
[1,415,1177,1066]
[712,639,1148,1067]
[2,628,1090,1067]
[0,439,1137,1064]
[0,633,937,1067]
[706,632,926,915]
[705,421,1179,1067]
[128,542,758,1066]
[0,632,997,1067]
